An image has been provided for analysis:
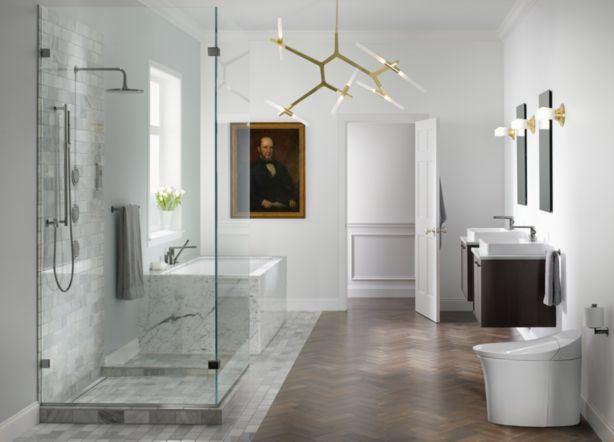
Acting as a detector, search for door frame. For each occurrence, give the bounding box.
[337,113,429,309]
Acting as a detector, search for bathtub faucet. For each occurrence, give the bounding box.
[165,240,197,265]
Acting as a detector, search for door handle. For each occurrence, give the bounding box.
[425,227,448,235]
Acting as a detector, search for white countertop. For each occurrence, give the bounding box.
[471,247,546,261]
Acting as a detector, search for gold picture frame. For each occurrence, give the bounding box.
[231,122,305,219]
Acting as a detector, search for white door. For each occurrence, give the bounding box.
[415,118,440,322]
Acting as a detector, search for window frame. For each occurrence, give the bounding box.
[147,61,184,245]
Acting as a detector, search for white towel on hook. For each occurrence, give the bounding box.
[544,249,562,306]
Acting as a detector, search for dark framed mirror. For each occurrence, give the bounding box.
[516,103,527,205]
[539,90,553,212]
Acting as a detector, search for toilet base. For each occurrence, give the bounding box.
[479,357,581,427]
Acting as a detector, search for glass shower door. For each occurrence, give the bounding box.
[38,3,221,409]
[213,7,252,405]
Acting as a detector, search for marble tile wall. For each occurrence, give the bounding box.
[139,274,250,355]
[38,7,106,403]
[140,257,286,357]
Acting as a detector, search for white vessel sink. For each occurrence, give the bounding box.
[479,240,548,256]
[466,228,527,243]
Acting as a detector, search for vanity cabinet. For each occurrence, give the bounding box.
[472,254,556,327]
[460,239,479,301]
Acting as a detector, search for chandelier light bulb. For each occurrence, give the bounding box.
[383,94,405,110]
[356,80,376,94]
[356,81,404,110]
[331,70,358,114]
[277,17,284,61]
[265,99,310,126]
[397,70,427,94]
[356,42,387,65]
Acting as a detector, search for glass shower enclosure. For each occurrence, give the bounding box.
[37,2,250,423]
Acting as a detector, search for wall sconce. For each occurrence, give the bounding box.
[536,103,566,127]
[585,304,609,336]
[511,115,536,134]
[494,127,516,140]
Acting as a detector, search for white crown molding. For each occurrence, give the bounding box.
[132,3,502,44]
[497,0,539,40]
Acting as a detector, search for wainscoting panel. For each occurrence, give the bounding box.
[347,224,415,298]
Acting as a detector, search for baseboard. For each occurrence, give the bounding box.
[348,288,414,298]
[440,299,473,311]
[104,338,139,366]
[287,298,346,311]
[0,402,39,442]
[582,397,614,441]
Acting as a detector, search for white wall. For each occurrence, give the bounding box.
[205,30,504,311]
[0,0,39,425]
[347,122,415,224]
[502,0,614,437]
[347,122,416,298]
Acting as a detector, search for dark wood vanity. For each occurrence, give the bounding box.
[461,238,556,327]
[460,238,479,301]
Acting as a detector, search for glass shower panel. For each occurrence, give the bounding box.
[214,9,252,404]
[38,4,220,407]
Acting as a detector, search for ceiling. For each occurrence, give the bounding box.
[159,0,518,32]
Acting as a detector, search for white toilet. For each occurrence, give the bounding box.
[473,330,582,427]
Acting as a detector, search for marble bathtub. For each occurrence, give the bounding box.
[140,256,286,357]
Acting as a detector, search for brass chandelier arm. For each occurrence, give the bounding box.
[270,39,323,66]
[270,0,417,116]
[288,83,328,110]
[336,53,372,76]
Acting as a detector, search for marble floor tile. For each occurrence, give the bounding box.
[17,312,320,442]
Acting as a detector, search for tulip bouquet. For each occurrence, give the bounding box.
[155,186,186,212]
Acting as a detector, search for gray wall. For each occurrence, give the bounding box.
[0,0,38,423]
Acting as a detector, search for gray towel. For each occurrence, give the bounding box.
[439,177,447,227]
[116,205,145,300]
[543,250,561,306]
[439,178,447,249]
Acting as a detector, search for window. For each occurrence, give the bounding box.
[148,63,182,241]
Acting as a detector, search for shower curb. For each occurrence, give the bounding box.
[38,382,242,426]
[39,403,226,425]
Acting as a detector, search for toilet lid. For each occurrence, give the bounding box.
[473,330,582,361]
[473,338,559,361]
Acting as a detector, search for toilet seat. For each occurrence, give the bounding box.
[473,330,581,361]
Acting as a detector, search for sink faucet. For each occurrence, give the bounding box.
[165,240,197,265]
[493,215,515,230]
[514,226,537,242]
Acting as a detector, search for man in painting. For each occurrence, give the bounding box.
[250,136,298,212]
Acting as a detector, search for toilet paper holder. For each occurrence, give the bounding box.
[585,304,609,336]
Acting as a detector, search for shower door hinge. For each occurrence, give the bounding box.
[207,47,220,57]
[40,359,51,369]
[40,48,51,58]
[208,360,220,370]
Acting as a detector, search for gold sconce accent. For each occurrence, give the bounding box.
[536,103,566,127]
[267,0,425,121]
[494,127,516,140]
[511,115,536,135]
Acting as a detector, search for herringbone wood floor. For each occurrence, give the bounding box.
[254,299,598,442]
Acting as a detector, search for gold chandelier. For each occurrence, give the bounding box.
[266,0,426,125]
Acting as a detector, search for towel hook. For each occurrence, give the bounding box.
[111,205,140,213]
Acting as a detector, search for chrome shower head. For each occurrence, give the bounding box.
[106,86,144,94]
[75,66,144,94]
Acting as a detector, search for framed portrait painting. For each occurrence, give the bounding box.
[231,122,305,219]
